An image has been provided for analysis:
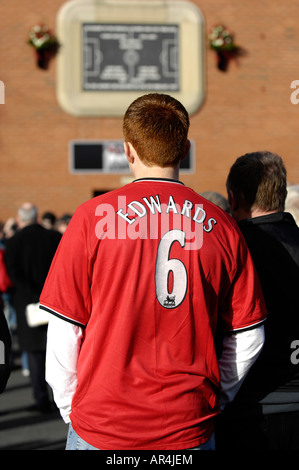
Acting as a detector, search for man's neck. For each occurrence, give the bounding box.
[17,221,35,229]
[133,165,180,181]
[250,208,278,218]
[124,141,182,182]
[232,207,279,222]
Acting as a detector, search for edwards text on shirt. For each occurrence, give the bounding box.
[95,194,217,250]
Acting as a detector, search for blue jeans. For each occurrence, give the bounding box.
[65,424,215,450]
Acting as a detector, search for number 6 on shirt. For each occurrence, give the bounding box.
[155,229,188,309]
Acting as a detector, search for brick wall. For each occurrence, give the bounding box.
[0,0,298,222]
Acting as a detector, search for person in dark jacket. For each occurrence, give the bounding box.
[0,308,11,393]
[5,202,61,412]
[216,150,299,450]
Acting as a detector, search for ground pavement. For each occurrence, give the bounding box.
[0,342,67,450]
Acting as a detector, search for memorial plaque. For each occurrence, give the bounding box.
[56,0,205,116]
[82,24,179,91]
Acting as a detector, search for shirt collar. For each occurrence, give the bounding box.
[133,177,185,185]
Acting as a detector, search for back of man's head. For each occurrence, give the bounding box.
[17,202,38,228]
[226,151,287,214]
[123,93,190,168]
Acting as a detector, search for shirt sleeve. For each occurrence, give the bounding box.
[218,324,265,408]
[39,205,93,327]
[46,315,83,423]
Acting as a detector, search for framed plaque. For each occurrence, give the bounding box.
[82,23,180,92]
[56,0,205,116]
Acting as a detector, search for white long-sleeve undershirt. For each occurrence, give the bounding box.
[46,315,83,423]
[218,325,265,408]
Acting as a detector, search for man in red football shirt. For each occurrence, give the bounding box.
[40,93,267,450]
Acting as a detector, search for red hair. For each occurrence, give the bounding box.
[123,93,190,167]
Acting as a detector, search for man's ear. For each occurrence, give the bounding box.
[123,142,135,164]
[228,189,238,211]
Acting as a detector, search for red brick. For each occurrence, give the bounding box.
[0,0,299,221]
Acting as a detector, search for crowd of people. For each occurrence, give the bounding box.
[0,92,299,451]
[0,207,72,410]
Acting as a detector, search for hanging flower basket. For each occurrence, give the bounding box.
[208,24,244,71]
[27,23,60,70]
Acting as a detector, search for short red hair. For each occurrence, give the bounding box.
[123,93,190,167]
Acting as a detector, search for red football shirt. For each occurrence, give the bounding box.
[40,178,266,449]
